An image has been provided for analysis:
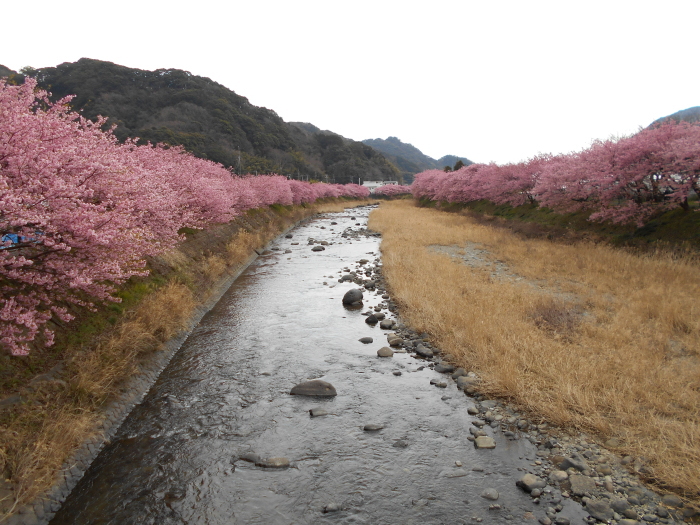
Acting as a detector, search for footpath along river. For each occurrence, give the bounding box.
[50,205,589,525]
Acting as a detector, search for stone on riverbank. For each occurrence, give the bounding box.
[379,319,395,329]
[585,500,614,522]
[290,380,337,396]
[517,474,546,492]
[415,344,433,358]
[475,436,496,449]
[569,474,595,496]
[342,289,363,304]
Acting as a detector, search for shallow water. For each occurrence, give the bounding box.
[51,206,588,524]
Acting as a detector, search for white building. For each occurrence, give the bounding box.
[362,181,399,193]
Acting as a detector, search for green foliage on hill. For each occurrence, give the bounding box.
[0,64,15,78]
[13,58,397,184]
[362,136,472,184]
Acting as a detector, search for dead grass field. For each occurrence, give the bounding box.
[0,199,371,519]
[368,200,700,502]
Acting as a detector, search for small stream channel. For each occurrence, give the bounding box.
[50,206,588,524]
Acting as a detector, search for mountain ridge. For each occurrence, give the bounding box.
[0,59,399,184]
[362,136,472,183]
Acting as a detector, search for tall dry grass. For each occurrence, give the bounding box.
[369,200,700,501]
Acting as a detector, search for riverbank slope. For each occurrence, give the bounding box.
[368,200,700,507]
[0,199,371,521]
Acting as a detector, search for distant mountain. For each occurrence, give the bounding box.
[650,106,700,127]
[2,59,398,184]
[0,64,14,78]
[362,136,472,183]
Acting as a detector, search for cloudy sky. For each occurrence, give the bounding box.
[4,0,698,165]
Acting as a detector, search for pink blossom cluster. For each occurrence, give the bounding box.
[373,185,412,197]
[0,79,368,355]
[412,121,700,226]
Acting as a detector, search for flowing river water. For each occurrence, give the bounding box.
[50,206,589,525]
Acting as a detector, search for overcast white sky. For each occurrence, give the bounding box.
[3,0,698,165]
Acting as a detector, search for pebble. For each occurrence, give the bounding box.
[363,424,384,431]
[322,503,340,513]
[549,470,568,482]
[517,474,547,492]
[480,488,499,501]
[474,436,496,449]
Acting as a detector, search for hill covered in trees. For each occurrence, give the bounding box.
[0,59,399,184]
[651,106,700,127]
[362,136,472,183]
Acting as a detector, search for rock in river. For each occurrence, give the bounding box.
[309,408,329,417]
[290,380,337,396]
[377,347,394,357]
[480,488,499,501]
[358,337,373,344]
[364,424,384,431]
[255,457,290,468]
[342,289,363,304]
[516,474,546,492]
[474,436,496,449]
[379,319,395,329]
[311,245,325,252]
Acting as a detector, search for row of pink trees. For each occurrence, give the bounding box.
[412,121,700,225]
[0,79,369,355]
[373,184,412,197]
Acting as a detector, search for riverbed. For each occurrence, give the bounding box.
[50,205,588,524]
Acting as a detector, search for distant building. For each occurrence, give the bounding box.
[362,181,399,193]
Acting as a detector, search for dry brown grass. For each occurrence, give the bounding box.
[1,200,372,519]
[369,200,700,502]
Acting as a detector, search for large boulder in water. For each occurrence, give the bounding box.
[342,289,363,305]
[290,380,337,396]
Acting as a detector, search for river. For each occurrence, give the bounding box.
[50,205,588,524]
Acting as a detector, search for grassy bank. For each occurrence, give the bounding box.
[0,199,371,519]
[421,198,700,252]
[369,200,700,504]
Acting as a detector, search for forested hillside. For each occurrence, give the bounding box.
[362,136,472,183]
[1,59,399,184]
[651,106,700,126]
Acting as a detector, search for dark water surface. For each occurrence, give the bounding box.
[51,206,587,524]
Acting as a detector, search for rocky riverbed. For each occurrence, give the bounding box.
[44,205,696,525]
